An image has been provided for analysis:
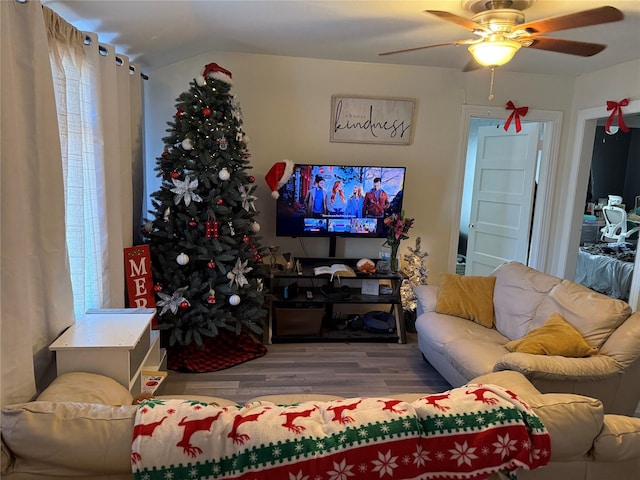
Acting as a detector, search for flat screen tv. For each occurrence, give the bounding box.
[275,164,406,240]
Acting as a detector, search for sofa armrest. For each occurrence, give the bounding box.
[414,285,439,316]
[593,414,640,462]
[493,352,622,381]
[598,312,640,366]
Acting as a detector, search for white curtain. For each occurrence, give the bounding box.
[0,1,144,405]
[45,7,143,317]
[1,0,74,404]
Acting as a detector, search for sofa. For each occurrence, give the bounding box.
[2,370,640,480]
[414,261,640,416]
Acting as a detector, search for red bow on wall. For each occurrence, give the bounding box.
[504,101,529,133]
[202,62,233,79]
[605,99,630,134]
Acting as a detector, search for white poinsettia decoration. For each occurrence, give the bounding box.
[227,257,252,288]
[156,286,188,315]
[171,175,202,206]
[238,184,257,211]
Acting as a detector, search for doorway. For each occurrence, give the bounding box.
[561,101,640,310]
[452,105,563,274]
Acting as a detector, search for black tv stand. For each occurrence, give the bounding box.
[266,257,406,344]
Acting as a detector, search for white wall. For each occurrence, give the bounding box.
[144,51,576,281]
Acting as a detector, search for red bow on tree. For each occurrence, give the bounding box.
[504,101,529,133]
[605,99,630,134]
[202,63,233,79]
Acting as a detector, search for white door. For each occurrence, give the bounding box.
[465,123,540,276]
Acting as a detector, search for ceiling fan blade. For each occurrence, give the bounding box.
[379,40,472,57]
[527,37,606,57]
[518,6,623,35]
[424,10,484,32]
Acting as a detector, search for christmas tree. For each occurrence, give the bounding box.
[400,236,429,314]
[144,63,268,348]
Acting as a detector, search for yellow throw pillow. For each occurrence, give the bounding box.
[435,273,496,328]
[505,312,597,357]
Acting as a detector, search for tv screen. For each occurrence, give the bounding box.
[275,164,406,238]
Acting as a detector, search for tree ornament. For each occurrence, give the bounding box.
[251,221,260,233]
[207,287,216,304]
[171,175,202,206]
[218,167,230,181]
[207,260,216,269]
[163,207,171,222]
[170,171,180,179]
[228,221,235,236]
[216,198,224,205]
[248,175,255,183]
[161,150,169,158]
[181,138,193,150]
[218,137,228,150]
[227,257,252,288]
[175,107,184,118]
[156,286,188,315]
[239,184,257,211]
[242,235,250,243]
[153,284,163,292]
[180,300,190,310]
[202,107,212,117]
[205,218,219,239]
[229,294,241,306]
[188,219,197,228]
[176,253,190,265]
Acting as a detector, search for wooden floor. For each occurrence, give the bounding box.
[161,333,451,403]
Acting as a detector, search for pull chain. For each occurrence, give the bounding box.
[486,67,496,117]
[488,67,496,101]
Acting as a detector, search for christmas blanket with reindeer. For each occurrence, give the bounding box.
[131,383,550,480]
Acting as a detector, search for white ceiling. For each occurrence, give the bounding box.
[42,0,640,75]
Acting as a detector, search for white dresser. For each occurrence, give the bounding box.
[49,308,165,393]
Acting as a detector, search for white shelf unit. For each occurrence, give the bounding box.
[49,308,166,394]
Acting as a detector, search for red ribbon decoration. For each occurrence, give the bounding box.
[202,62,233,79]
[605,99,630,134]
[504,101,529,133]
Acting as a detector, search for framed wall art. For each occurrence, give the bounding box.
[330,95,417,145]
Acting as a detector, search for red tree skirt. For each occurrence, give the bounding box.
[167,330,267,372]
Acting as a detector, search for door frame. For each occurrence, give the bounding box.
[450,105,563,274]
[558,99,640,309]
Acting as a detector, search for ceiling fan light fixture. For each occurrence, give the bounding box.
[468,38,521,66]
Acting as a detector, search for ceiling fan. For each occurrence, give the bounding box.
[379,1,624,70]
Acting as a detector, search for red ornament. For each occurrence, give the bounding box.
[153,284,163,292]
[161,150,169,158]
[248,175,255,183]
[171,171,180,179]
[188,219,197,228]
[175,107,184,118]
[216,198,224,205]
[206,219,219,238]
[207,260,216,269]
[202,107,212,117]
[180,301,189,310]
[242,235,250,243]
[207,295,216,304]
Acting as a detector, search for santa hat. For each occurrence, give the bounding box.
[202,63,233,85]
[265,160,294,199]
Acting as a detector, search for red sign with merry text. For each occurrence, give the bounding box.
[124,245,157,327]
